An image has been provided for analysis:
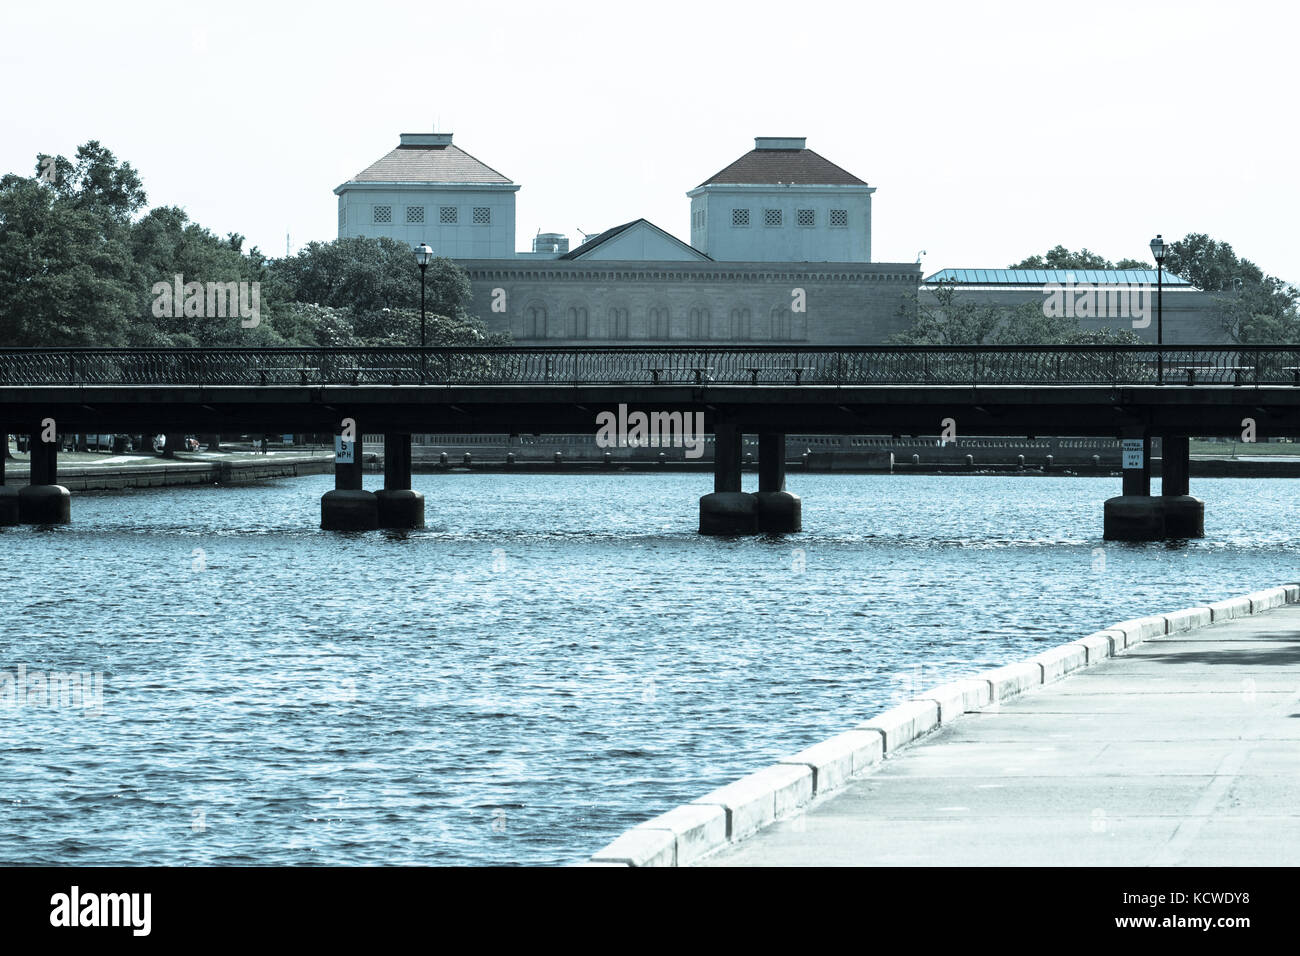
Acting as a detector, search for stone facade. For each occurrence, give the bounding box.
[458,259,922,345]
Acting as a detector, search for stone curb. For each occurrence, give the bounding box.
[586,585,1300,866]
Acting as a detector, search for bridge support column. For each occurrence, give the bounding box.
[755,432,801,533]
[321,427,377,531]
[18,432,71,524]
[700,425,758,535]
[1103,432,1163,541]
[375,433,424,529]
[1161,434,1204,538]
[0,439,18,526]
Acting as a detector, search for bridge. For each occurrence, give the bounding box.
[3,345,1299,537]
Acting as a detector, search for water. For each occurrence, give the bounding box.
[1,472,1297,865]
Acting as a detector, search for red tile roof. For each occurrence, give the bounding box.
[697,148,867,187]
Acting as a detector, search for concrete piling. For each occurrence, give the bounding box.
[375,433,425,529]
[321,426,378,531]
[18,432,70,524]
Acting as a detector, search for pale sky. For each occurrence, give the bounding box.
[5,0,1297,282]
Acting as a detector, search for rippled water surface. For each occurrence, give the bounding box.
[1,472,1297,864]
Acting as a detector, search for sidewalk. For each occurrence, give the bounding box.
[700,605,1300,866]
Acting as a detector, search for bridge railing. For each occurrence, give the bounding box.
[1,346,1298,387]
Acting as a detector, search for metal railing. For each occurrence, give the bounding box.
[1,346,1298,387]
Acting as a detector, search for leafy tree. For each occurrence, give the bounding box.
[1010,246,1116,270]
[0,144,495,350]
[895,285,1152,347]
[352,307,509,348]
[271,238,471,319]
[0,173,137,346]
[1164,233,1298,343]
[892,284,1016,345]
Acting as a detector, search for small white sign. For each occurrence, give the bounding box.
[1122,439,1144,469]
[334,437,355,464]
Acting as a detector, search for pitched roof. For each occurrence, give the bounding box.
[559,219,712,261]
[697,148,867,187]
[343,143,513,185]
[926,268,1191,286]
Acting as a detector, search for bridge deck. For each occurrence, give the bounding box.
[700,606,1300,866]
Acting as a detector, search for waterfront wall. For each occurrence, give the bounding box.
[2,456,333,491]
[585,584,1300,866]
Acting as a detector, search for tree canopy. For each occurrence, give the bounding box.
[0,142,501,348]
[1009,245,1147,271]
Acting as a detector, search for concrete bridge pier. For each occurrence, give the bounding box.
[700,425,758,535]
[18,433,71,524]
[1103,432,1163,540]
[321,428,378,531]
[375,433,424,529]
[1161,434,1204,538]
[755,432,801,533]
[0,443,18,526]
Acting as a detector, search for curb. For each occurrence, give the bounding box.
[586,583,1300,867]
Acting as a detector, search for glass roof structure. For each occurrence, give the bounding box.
[924,268,1191,285]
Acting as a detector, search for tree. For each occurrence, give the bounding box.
[0,173,137,346]
[270,238,472,319]
[1164,233,1299,343]
[892,284,1021,345]
[1010,245,1116,270]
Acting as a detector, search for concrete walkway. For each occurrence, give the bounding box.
[701,605,1300,866]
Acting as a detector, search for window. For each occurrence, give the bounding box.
[567,306,589,338]
[730,308,751,340]
[649,307,671,339]
[689,307,710,339]
[523,304,547,338]
[473,207,491,225]
[610,307,629,339]
[440,206,458,224]
[830,209,848,227]
[764,209,782,227]
[338,206,345,229]
[373,205,392,224]
[732,208,750,227]
[797,209,815,227]
[406,206,424,224]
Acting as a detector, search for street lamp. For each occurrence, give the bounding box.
[414,243,434,348]
[1149,234,1167,384]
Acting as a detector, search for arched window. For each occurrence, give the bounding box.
[567,306,589,338]
[729,308,751,340]
[609,307,630,340]
[648,306,671,340]
[771,306,793,340]
[523,303,548,339]
[688,307,710,339]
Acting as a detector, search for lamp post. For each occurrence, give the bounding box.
[414,243,434,384]
[1149,234,1166,384]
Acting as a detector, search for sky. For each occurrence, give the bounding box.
[4,0,1297,282]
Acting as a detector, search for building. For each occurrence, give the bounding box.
[920,268,1222,344]
[334,132,518,259]
[687,137,874,262]
[335,131,1230,346]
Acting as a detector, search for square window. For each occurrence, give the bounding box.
[764,209,782,227]
[732,208,750,227]
[473,207,491,225]
[440,206,458,224]
[373,205,392,224]
[797,209,815,227]
[830,209,848,227]
[406,206,424,224]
